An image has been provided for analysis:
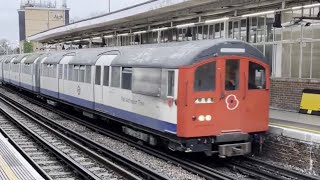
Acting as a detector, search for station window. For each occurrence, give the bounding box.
[103,66,109,86]
[248,62,266,89]
[194,62,216,92]
[95,66,101,85]
[225,60,239,91]
[167,71,175,96]
[121,67,132,90]
[111,67,121,88]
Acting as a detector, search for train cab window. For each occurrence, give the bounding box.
[121,67,132,90]
[248,62,266,89]
[225,60,239,91]
[194,62,216,92]
[95,66,101,85]
[111,67,121,88]
[167,71,175,96]
[103,66,110,86]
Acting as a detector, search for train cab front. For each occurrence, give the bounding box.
[176,56,270,157]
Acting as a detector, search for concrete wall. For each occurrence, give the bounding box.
[270,78,320,111]
[25,8,65,38]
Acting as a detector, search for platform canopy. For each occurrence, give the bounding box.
[28,0,312,44]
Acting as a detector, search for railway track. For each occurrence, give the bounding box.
[2,86,319,180]
[0,91,164,180]
[0,86,236,180]
[224,157,320,180]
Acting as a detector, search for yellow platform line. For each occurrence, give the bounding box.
[270,122,320,135]
[0,155,18,180]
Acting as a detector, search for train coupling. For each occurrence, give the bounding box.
[218,142,251,158]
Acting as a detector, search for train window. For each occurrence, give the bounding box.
[132,68,161,97]
[111,67,120,88]
[73,65,79,82]
[64,65,67,80]
[194,62,216,92]
[59,64,63,79]
[248,62,266,89]
[85,66,91,83]
[167,71,175,96]
[79,66,85,83]
[68,65,73,81]
[95,66,101,85]
[103,66,109,86]
[225,60,239,91]
[121,67,132,90]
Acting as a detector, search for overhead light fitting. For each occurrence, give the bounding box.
[176,23,195,28]
[117,33,130,36]
[152,27,169,32]
[104,35,114,38]
[303,3,320,8]
[241,10,275,17]
[133,30,147,34]
[205,17,229,24]
[92,37,101,40]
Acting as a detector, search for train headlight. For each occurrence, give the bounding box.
[205,115,212,121]
[198,115,205,121]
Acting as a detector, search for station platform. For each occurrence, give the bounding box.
[268,108,320,143]
[0,133,44,180]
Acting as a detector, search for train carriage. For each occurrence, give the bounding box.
[20,53,47,92]
[10,54,30,87]
[40,51,75,99]
[4,39,270,157]
[0,55,6,83]
[3,55,18,84]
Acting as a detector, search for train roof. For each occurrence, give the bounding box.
[43,51,76,64]
[23,53,47,64]
[45,39,269,68]
[12,54,31,63]
[3,55,18,63]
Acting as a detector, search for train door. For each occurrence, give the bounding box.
[177,59,222,137]
[59,55,75,98]
[241,59,270,132]
[94,54,117,111]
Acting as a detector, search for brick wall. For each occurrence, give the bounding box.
[260,133,320,175]
[270,78,320,111]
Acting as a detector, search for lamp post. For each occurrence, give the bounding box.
[108,0,110,13]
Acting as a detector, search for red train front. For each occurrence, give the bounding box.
[175,41,270,157]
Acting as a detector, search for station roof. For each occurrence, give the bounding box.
[28,0,311,44]
[44,39,268,68]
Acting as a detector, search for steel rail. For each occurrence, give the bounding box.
[0,96,101,180]
[0,88,167,180]
[1,86,237,180]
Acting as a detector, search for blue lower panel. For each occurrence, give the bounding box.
[40,88,176,133]
[59,93,94,109]
[41,88,59,99]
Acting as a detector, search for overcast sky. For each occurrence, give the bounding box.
[0,0,149,45]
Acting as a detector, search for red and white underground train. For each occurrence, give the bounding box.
[0,39,270,157]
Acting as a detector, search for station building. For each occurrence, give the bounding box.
[27,0,320,112]
[18,0,69,52]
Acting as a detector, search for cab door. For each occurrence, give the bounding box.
[177,59,222,137]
